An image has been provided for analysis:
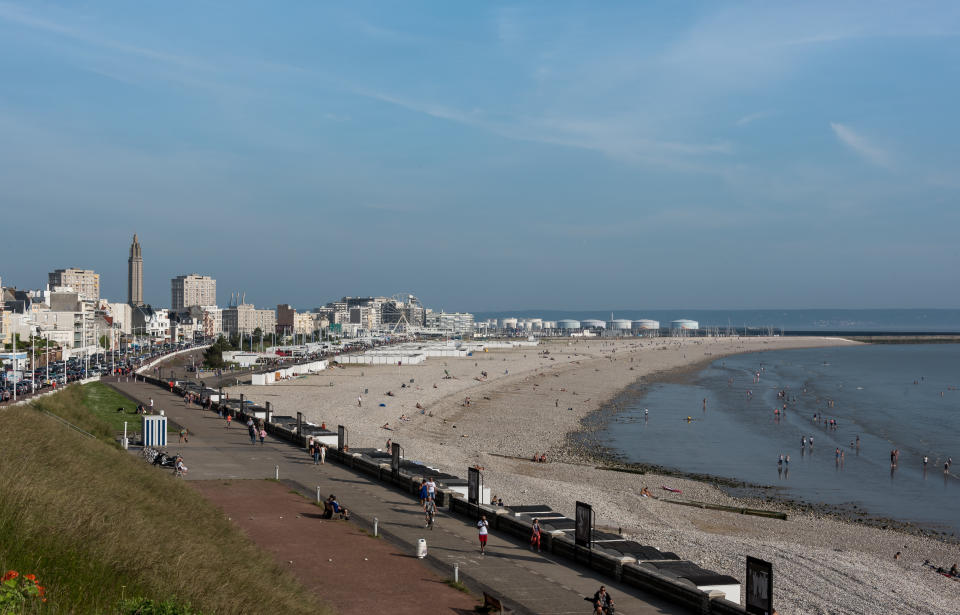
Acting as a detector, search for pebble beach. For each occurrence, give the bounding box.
[227,337,960,615]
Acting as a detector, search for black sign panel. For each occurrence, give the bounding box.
[745,556,773,615]
[575,501,592,548]
[391,442,401,477]
[337,425,347,451]
[467,467,480,504]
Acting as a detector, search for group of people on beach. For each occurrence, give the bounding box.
[531,453,548,463]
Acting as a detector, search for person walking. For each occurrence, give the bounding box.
[477,515,489,555]
[225,413,232,428]
[312,443,320,465]
[179,428,188,444]
[320,443,326,464]
[259,427,266,446]
[530,518,542,552]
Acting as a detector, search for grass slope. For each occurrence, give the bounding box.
[0,385,328,614]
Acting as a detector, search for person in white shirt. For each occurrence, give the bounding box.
[477,515,489,554]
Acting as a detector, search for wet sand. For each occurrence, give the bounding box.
[226,336,960,614]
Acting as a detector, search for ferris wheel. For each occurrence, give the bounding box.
[388,293,424,334]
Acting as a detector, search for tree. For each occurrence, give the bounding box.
[203,335,231,368]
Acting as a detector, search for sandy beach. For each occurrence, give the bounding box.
[227,337,960,615]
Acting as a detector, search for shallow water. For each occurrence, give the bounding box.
[600,344,960,535]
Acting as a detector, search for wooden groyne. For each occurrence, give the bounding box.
[660,498,787,520]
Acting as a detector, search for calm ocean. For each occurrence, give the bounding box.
[597,344,960,535]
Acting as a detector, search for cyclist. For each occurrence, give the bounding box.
[424,496,437,529]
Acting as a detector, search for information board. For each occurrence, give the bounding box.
[745,556,773,615]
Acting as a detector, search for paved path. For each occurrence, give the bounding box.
[108,377,688,615]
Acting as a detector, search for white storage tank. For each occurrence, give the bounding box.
[608,319,633,331]
[542,321,558,330]
[581,319,606,329]
[632,319,660,331]
[670,319,699,330]
[501,317,518,330]
[557,319,581,330]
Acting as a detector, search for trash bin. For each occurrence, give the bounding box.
[417,538,427,559]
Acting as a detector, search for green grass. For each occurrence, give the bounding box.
[30,383,116,440]
[0,391,330,614]
[81,381,153,433]
[444,579,470,594]
[30,382,173,441]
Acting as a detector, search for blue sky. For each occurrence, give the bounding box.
[1,1,958,311]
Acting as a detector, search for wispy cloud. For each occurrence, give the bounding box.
[736,111,774,126]
[830,122,892,168]
[0,2,208,70]
[354,88,732,172]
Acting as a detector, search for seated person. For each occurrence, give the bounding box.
[640,486,656,498]
[175,457,188,475]
[325,495,347,520]
[323,495,337,519]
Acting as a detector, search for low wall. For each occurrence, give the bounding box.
[137,345,210,375]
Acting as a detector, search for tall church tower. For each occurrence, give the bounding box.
[128,233,144,306]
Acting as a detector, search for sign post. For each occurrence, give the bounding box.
[745,556,773,615]
[575,501,593,565]
[391,442,401,478]
[467,466,482,507]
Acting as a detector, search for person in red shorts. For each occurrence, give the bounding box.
[530,518,542,552]
[477,515,489,555]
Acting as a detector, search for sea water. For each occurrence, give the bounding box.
[600,344,960,535]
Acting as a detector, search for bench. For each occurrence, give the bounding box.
[483,592,504,614]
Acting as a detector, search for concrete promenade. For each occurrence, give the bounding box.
[107,377,688,615]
